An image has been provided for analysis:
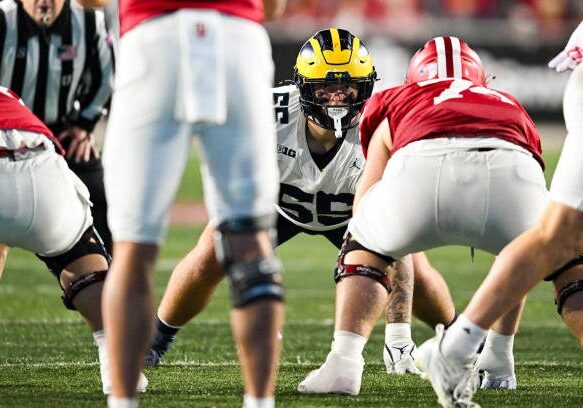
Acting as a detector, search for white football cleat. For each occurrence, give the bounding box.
[99,344,149,394]
[415,324,479,408]
[297,351,364,395]
[384,342,422,375]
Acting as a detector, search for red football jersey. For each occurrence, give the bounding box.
[0,87,63,154]
[360,79,543,168]
[120,0,264,36]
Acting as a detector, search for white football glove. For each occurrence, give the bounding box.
[474,344,516,390]
[549,20,583,72]
[383,342,422,375]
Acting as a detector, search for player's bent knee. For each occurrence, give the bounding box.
[36,226,111,310]
[334,234,394,291]
[224,257,285,308]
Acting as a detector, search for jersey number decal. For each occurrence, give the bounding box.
[419,79,515,106]
[279,183,353,226]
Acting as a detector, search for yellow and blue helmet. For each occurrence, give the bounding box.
[293,28,377,135]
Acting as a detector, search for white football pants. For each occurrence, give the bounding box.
[104,9,279,244]
[349,137,548,258]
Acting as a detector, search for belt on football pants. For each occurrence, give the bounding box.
[0,145,47,161]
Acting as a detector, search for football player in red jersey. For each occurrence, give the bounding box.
[329,36,548,406]
[0,86,147,395]
[420,24,583,408]
[77,1,287,408]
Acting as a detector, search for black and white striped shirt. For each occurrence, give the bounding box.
[0,0,114,133]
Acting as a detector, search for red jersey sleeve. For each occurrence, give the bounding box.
[359,92,386,158]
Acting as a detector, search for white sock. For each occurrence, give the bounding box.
[441,314,487,364]
[107,396,138,408]
[331,330,367,358]
[242,395,275,408]
[93,329,106,347]
[385,323,412,346]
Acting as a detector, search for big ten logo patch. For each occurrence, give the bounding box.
[277,144,296,158]
[273,92,289,124]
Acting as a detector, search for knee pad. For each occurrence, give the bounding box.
[36,226,110,309]
[214,216,283,308]
[333,234,394,291]
[224,257,285,308]
[555,280,583,315]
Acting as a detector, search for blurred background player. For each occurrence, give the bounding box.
[0,85,146,396]
[79,0,288,408]
[144,29,456,395]
[0,0,115,252]
[333,35,549,406]
[417,20,583,408]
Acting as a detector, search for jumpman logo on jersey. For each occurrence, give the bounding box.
[349,158,361,170]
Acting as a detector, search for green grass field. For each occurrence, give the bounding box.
[1,144,582,407]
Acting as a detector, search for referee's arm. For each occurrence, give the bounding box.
[72,9,114,132]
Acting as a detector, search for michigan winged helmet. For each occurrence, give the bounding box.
[293,28,377,138]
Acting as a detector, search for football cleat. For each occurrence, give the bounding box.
[415,324,480,408]
[297,351,364,395]
[144,328,178,367]
[144,348,162,367]
[384,342,422,375]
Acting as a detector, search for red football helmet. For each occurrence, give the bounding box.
[405,36,487,86]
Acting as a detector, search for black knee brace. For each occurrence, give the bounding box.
[543,255,583,315]
[333,234,394,291]
[36,226,110,310]
[215,216,284,308]
[61,270,108,310]
[544,255,583,282]
[556,280,583,315]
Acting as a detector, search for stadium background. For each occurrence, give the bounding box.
[1,1,582,407]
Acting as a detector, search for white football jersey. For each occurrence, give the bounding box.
[273,84,364,231]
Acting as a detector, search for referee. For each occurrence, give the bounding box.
[0,0,114,251]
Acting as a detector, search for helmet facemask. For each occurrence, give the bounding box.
[296,74,374,138]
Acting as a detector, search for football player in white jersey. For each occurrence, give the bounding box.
[145,28,456,395]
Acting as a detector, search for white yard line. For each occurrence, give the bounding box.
[0,360,581,369]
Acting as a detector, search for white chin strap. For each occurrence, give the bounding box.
[326,107,349,138]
